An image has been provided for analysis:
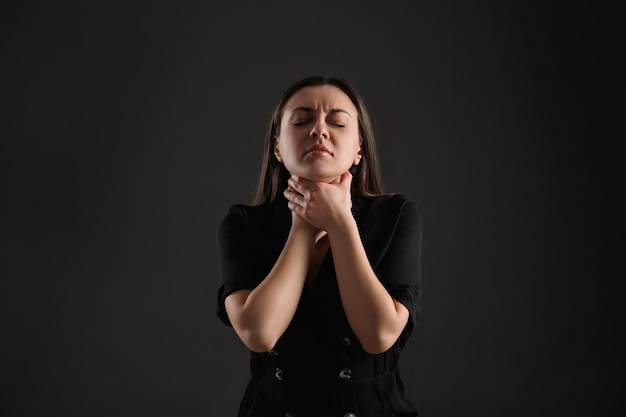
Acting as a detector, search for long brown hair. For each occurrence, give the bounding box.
[253,76,383,205]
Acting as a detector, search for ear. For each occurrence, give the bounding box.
[273,137,283,162]
[353,146,363,165]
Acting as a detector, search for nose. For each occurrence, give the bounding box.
[309,120,328,140]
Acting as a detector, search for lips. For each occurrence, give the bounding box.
[305,144,332,156]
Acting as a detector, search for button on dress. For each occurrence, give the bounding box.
[217,194,422,417]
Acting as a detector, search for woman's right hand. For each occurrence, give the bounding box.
[286,186,325,242]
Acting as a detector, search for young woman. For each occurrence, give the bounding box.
[217,76,422,417]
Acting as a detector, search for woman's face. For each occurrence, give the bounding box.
[274,85,362,182]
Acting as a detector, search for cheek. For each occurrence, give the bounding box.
[279,140,298,158]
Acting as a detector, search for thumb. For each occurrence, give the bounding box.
[329,176,341,185]
[339,171,353,188]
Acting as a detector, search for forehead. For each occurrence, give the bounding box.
[284,85,357,113]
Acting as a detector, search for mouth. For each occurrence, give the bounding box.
[305,145,333,157]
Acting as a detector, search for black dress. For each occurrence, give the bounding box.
[217,193,422,417]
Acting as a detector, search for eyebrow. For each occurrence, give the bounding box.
[290,107,352,118]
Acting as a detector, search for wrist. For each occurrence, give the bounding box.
[326,212,358,237]
[290,221,320,244]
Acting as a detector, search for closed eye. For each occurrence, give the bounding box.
[328,118,347,128]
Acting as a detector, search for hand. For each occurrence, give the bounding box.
[283,172,354,233]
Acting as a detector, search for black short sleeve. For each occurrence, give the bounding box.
[359,195,422,340]
[380,199,422,331]
[216,205,266,327]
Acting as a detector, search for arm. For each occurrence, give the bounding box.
[327,216,410,354]
[224,212,320,353]
[285,173,412,354]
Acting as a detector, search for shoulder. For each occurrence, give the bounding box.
[220,202,277,223]
[218,204,251,232]
[218,201,289,237]
[353,194,421,243]
[355,193,420,221]
[354,193,422,269]
[367,193,416,208]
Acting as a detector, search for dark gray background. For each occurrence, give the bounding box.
[2,1,621,416]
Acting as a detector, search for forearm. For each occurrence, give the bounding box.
[226,229,314,352]
[328,217,408,354]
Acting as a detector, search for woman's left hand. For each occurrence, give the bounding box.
[284,172,354,232]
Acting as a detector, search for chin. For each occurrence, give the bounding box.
[286,162,349,183]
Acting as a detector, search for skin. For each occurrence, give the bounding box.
[225,85,409,354]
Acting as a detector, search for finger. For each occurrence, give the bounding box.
[290,174,316,188]
[284,187,304,205]
[340,171,353,182]
[287,177,310,196]
[287,201,304,217]
[339,171,353,188]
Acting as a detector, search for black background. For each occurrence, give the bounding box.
[2,1,621,416]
